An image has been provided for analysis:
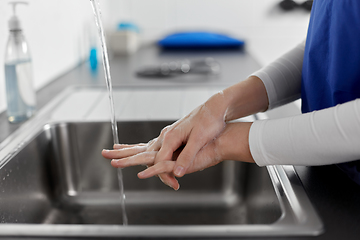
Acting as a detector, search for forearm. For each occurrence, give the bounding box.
[208,41,306,122]
[250,99,360,166]
[204,76,269,122]
[223,76,269,121]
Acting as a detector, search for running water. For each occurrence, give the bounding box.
[90,0,128,225]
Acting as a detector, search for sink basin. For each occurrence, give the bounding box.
[0,120,322,238]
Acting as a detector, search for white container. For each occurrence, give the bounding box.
[109,30,139,55]
[108,22,140,55]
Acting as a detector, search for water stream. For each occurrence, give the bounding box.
[89,0,128,225]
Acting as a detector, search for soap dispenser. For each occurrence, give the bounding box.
[4,1,36,123]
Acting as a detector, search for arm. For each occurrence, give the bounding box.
[222,40,306,120]
[250,99,360,166]
[102,42,308,190]
[251,41,305,110]
[102,76,267,190]
[248,41,360,166]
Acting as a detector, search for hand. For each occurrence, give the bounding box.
[102,122,255,190]
[102,76,267,190]
[102,91,229,190]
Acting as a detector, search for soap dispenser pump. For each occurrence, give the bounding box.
[4,1,36,123]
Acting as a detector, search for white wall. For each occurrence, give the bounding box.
[101,0,310,65]
[0,0,93,113]
[0,0,310,114]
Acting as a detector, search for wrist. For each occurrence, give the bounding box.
[204,90,232,122]
[215,122,255,163]
[222,76,269,121]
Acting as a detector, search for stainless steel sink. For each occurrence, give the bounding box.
[0,88,323,238]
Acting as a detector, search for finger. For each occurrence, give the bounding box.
[173,136,205,177]
[102,145,148,159]
[137,162,179,190]
[147,137,161,151]
[113,143,147,150]
[111,151,157,168]
[138,161,176,178]
[159,173,180,191]
[155,126,189,164]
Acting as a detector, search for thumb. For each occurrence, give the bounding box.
[175,139,221,176]
[173,138,203,177]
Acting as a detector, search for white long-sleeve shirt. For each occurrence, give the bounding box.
[249,42,360,166]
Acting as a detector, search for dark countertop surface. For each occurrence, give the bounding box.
[1,44,360,239]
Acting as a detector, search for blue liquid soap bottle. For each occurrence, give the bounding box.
[4,1,36,123]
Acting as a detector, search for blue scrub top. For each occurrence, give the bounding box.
[302,0,360,184]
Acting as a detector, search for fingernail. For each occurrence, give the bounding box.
[112,144,121,150]
[102,149,110,153]
[174,166,185,177]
